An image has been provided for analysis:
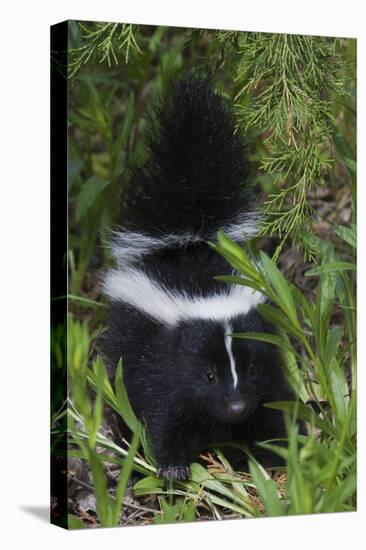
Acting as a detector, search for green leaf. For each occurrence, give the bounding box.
[90,356,105,448]
[68,158,84,190]
[334,223,356,249]
[88,449,112,526]
[259,251,300,328]
[88,364,118,412]
[281,341,308,401]
[319,472,356,512]
[114,91,135,154]
[301,231,334,257]
[75,176,110,221]
[343,157,356,179]
[257,303,304,341]
[324,325,343,368]
[156,499,180,524]
[331,125,355,162]
[213,232,263,281]
[329,359,348,422]
[249,460,284,516]
[115,359,142,434]
[211,246,262,286]
[214,274,263,293]
[305,262,356,276]
[133,475,164,496]
[112,431,140,524]
[233,332,300,357]
[182,499,196,522]
[217,231,252,264]
[67,294,107,308]
[68,514,88,529]
[189,462,254,512]
[286,429,314,514]
[313,242,337,354]
[264,401,338,438]
[189,462,212,484]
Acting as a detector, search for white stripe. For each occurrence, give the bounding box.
[222,212,262,242]
[110,231,199,265]
[110,212,261,265]
[224,321,238,388]
[103,268,264,326]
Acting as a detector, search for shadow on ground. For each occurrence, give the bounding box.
[20,506,49,523]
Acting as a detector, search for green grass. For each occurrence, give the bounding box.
[56,211,356,525]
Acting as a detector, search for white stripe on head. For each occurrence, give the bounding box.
[103,268,264,326]
[110,212,261,266]
[223,321,238,389]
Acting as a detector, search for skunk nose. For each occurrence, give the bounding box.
[227,400,248,418]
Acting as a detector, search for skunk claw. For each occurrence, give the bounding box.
[156,464,190,481]
[177,465,190,480]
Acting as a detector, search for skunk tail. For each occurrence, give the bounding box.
[112,76,259,266]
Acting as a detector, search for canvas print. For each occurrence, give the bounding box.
[51,21,356,528]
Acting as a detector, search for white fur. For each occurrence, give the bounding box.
[103,268,264,326]
[110,212,261,265]
[110,231,200,266]
[223,321,238,388]
[222,212,262,241]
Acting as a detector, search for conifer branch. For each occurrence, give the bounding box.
[234,33,349,249]
[68,22,141,78]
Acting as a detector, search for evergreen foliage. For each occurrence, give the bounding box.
[234,33,351,250]
[68,22,141,77]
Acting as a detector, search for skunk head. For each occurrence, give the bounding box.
[104,266,285,424]
[175,310,283,425]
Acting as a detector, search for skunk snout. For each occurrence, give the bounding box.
[226,398,249,421]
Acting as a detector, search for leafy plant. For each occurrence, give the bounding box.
[63,234,356,525]
[63,319,263,525]
[210,224,356,515]
[66,318,143,527]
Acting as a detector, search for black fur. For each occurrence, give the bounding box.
[103,77,294,481]
[122,77,252,238]
[104,305,292,479]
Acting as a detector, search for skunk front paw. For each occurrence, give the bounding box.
[156,464,190,481]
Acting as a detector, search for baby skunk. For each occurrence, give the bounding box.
[103,77,293,481]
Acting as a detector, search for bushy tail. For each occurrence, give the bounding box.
[113,76,259,265]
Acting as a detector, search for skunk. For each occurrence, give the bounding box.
[102,77,293,481]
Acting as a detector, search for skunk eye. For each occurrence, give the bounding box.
[206,371,217,384]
